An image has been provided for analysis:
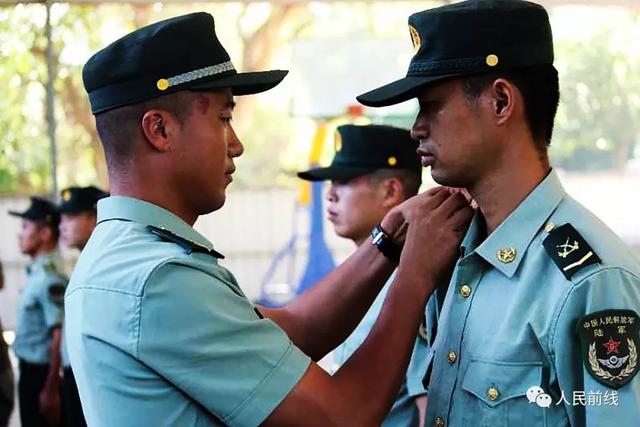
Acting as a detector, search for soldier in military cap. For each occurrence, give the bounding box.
[299,124,427,426]
[57,185,107,427]
[9,197,67,427]
[65,11,473,427]
[59,186,108,251]
[358,1,640,426]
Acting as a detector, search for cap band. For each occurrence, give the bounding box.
[166,61,235,88]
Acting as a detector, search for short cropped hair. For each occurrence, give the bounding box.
[94,91,196,169]
[461,64,560,153]
[368,168,422,199]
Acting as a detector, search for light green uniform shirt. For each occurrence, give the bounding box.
[65,196,310,427]
[410,170,640,427]
[333,271,428,427]
[13,251,66,364]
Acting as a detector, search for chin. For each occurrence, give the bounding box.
[201,194,226,215]
[431,169,466,188]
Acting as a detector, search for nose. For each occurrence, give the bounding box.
[228,126,244,159]
[410,115,429,143]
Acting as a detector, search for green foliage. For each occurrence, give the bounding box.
[551,10,640,171]
[0,5,50,194]
[0,4,639,195]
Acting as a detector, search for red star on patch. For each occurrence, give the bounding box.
[603,337,621,354]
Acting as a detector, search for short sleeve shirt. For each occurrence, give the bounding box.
[13,252,67,364]
[64,196,310,427]
[410,170,640,426]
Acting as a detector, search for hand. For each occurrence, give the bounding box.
[399,191,475,285]
[39,385,61,427]
[380,187,450,245]
[445,186,477,209]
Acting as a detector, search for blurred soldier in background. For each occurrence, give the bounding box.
[9,197,67,427]
[298,124,428,426]
[58,186,108,427]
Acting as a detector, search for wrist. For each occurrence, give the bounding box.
[371,224,402,263]
[380,208,404,245]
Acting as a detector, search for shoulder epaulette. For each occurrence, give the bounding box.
[543,223,600,279]
[146,225,224,259]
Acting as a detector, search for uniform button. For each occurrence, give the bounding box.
[487,387,500,401]
[460,284,472,298]
[434,416,445,427]
[447,350,457,364]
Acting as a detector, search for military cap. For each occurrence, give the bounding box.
[83,12,288,114]
[9,197,60,226]
[59,186,109,214]
[298,124,421,181]
[358,0,554,107]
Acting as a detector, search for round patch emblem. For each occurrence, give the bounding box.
[387,156,397,166]
[409,25,421,53]
[486,54,499,67]
[156,79,170,91]
[334,130,342,152]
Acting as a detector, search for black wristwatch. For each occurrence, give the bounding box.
[371,224,402,263]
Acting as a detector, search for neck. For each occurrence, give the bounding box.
[109,170,198,226]
[469,148,549,236]
[32,243,55,259]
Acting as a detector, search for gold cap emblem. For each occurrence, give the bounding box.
[334,130,342,152]
[156,78,170,91]
[486,54,499,67]
[409,25,421,53]
[388,156,397,166]
[62,190,71,201]
[497,247,517,263]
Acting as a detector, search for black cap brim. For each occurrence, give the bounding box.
[8,211,41,221]
[190,70,288,95]
[357,73,462,107]
[297,165,376,182]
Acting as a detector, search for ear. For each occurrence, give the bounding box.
[489,78,517,126]
[379,178,405,209]
[141,109,180,152]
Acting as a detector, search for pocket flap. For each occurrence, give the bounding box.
[462,359,542,407]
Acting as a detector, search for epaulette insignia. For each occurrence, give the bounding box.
[543,223,600,279]
[48,284,65,306]
[577,309,640,389]
[147,225,224,259]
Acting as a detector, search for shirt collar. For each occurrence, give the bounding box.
[97,196,216,252]
[466,169,566,278]
[28,251,62,274]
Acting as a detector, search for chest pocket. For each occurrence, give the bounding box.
[461,358,546,427]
